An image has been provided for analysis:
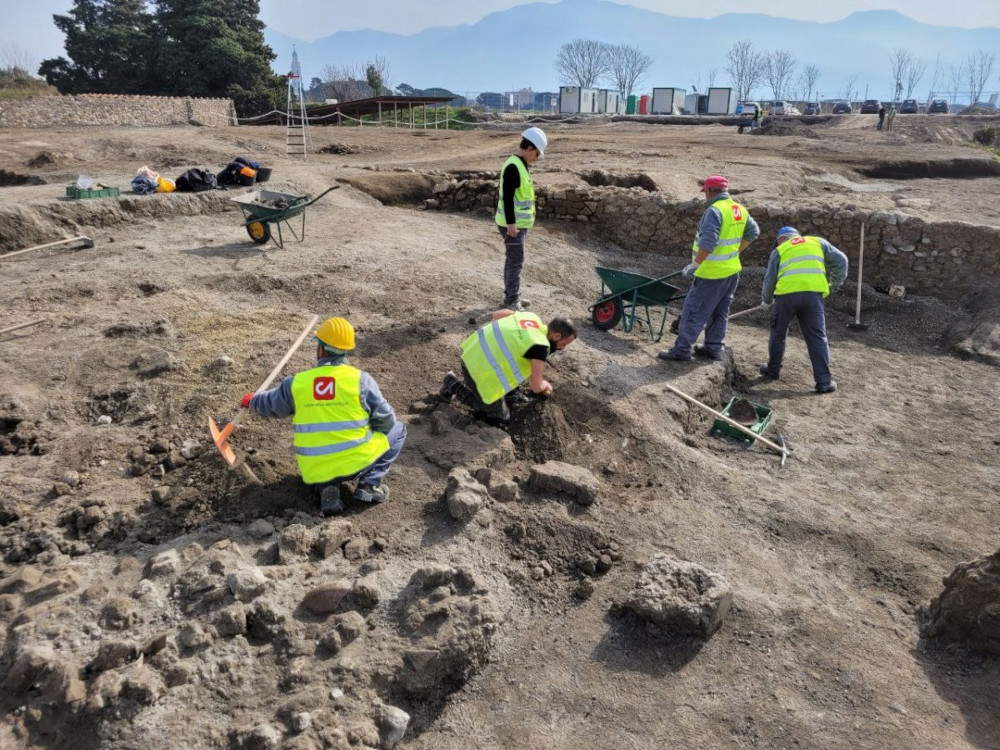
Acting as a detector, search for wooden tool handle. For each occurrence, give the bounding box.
[854,223,865,324]
[728,303,769,321]
[0,318,46,336]
[255,314,320,393]
[662,382,788,455]
[0,236,93,260]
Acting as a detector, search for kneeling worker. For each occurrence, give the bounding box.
[242,317,406,515]
[759,227,849,393]
[439,309,577,425]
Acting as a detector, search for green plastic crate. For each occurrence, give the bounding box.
[711,397,773,444]
[66,185,120,200]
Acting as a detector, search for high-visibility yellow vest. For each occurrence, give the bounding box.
[774,235,830,297]
[461,312,549,404]
[290,365,390,484]
[691,197,749,279]
[494,155,536,229]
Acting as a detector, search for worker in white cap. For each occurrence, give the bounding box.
[494,127,547,311]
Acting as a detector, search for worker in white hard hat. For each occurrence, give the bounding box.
[493,127,547,311]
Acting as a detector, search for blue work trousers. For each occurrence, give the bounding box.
[766,292,833,388]
[315,421,407,491]
[671,273,740,356]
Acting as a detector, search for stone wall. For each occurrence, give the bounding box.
[0,95,235,128]
[425,179,1000,298]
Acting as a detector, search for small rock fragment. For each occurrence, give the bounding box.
[301,579,352,615]
[145,548,180,578]
[529,461,600,505]
[227,567,269,602]
[377,704,411,749]
[342,536,367,561]
[624,554,733,637]
[246,518,275,539]
[489,479,520,503]
[445,467,489,520]
[216,603,247,637]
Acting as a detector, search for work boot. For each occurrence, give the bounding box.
[504,297,529,311]
[353,483,388,505]
[657,349,692,362]
[439,371,459,402]
[815,381,838,394]
[694,345,725,361]
[505,388,532,405]
[758,365,779,380]
[320,484,346,517]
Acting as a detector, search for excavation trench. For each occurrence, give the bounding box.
[857,158,1000,179]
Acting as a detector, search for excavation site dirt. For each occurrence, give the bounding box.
[0,116,998,750]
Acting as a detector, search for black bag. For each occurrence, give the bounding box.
[216,162,243,187]
[175,168,217,192]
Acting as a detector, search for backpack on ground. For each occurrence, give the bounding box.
[175,168,217,192]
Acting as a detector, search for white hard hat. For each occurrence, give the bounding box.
[521,126,547,157]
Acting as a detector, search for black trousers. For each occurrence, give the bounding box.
[450,364,511,422]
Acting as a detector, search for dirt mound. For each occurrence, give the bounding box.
[857,158,1000,179]
[338,172,436,205]
[318,142,381,155]
[0,169,46,187]
[26,151,72,168]
[580,169,657,191]
[946,303,1000,367]
[750,120,821,138]
[919,549,1000,654]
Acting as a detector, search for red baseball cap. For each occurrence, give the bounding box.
[702,175,729,190]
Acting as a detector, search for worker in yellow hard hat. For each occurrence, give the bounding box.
[241,316,406,516]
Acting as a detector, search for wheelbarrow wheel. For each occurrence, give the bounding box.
[592,296,623,330]
[246,220,271,245]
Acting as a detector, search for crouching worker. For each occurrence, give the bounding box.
[439,310,577,426]
[242,317,406,516]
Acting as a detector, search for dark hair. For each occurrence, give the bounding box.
[547,317,577,338]
[520,137,538,152]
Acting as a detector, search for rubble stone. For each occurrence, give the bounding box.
[377,704,411,749]
[227,567,269,602]
[919,548,1000,655]
[529,461,600,505]
[216,603,248,637]
[624,554,733,637]
[445,467,489,520]
[301,579,352,615]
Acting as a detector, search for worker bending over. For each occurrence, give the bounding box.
[759,227,849,393]
[440,309,577,426]
[242,317,406,516]
[659,175,760,361]
[495,127,548,311]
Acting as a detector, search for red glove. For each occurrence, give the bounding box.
[240,392,254,408]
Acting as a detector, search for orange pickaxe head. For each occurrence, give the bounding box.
[209,416,238,467]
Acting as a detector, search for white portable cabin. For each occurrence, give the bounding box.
[595,89,621,114]
[560,86,599,114]
[706,87,737,115]
[651,88,686,115]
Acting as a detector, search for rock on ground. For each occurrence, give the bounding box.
[444,467,490,520]
[529,460,600,505]
[624,553,733,637]
[918,548,1000,654]
[377,704,411,749]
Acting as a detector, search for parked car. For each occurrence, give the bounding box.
[803,102,821,115]
[768,100,800,115]
[860,99,881,114]
[900,99,919,114]
[832,101,853,114]
[736,101,761,116]
[929,99,950,113]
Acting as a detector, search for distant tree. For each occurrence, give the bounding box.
[966,50,995,105]
[476,91,506,110]
[607,43,652,100]
[364,55,391,95]
[322,64,371,102]
[725,40,765,101]
[39,0,156,94]
[764,50,796,100]
[309,76,322,91]
[888,48,911,101]
[903,57,927,99]
[843,73,859,103]
[708,68,718,88]
[800,64,820,103]
[396,82,417,96]
[948,63,964,105]
[555,39,610,88]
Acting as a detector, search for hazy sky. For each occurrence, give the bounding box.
[2,0,998,61]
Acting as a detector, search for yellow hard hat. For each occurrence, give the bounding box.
[315,317,355,351]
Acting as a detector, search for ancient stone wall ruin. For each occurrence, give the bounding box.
[0,94,235,128]
[426,179,999,298]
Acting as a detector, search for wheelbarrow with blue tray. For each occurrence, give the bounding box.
[589,266,688,342]
[232,186,339,249]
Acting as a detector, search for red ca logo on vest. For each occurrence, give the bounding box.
[313,377,336,400]
[518,319,540,330]
[790,237,806,245]
[731,204,744,221]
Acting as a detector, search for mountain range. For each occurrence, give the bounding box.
[264,0,1000,100]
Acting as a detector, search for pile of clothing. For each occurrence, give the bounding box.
[129,157,271,195]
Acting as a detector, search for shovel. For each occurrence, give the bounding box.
[848,223,869,331]
[209,314,319,482]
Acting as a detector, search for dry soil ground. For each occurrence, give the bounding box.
[0,115,998,750]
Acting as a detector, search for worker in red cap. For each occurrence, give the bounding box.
[659,175,760,362]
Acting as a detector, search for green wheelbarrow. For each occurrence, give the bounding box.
[589,266,688,342]
[232,186,339,248]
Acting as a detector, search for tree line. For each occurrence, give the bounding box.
[38,0,283,115]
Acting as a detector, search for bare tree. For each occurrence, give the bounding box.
[927,54,943,101]
[800,64,820,103]
[764,50,797,100]
[903,57,927,99]
[966,49,996,106]
[708,68,718,88]
[889,48,911,101]
[555,39,610,88]
[949,63,964,105]
[843,73,860,103]
[607,43,653,100]
[321,64,371,102]
[0,41,35,74]
[725,40,765,102]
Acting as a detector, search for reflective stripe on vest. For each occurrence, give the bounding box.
[495,156,536,229]
[460,312,550,404]
[774,235,830,297]
[290,365,390,484]
[691,198,749,280]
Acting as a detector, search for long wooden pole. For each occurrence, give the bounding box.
[662,382,789,457]
[1,236,93,260]
[0,318,46,336]
[854,223,865,325]
[728,303,769,321]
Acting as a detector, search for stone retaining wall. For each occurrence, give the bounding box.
[0,94,235,128]
[425,179,999,298]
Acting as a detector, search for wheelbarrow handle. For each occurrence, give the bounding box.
[304,185,341,205]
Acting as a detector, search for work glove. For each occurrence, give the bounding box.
[240,392,254,408]
[681,263,697,280]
